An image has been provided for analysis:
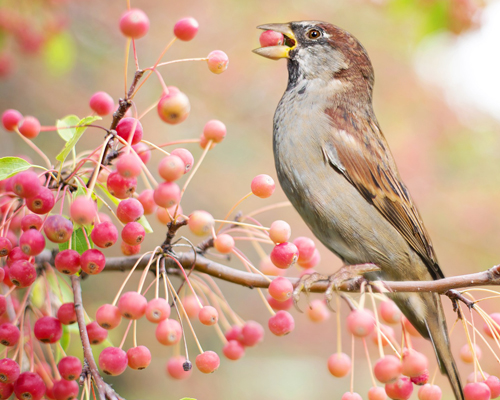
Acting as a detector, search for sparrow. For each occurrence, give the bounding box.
[253,21,463,399]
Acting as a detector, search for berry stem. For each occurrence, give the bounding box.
[164,254,202,308]
[153,57,209,69]
[368,286,385,359]
[336,292,342,354]
[362,338,377,387]
[86,134,113,199]
[118,320,133,350]
[214,219,270,231]
[14,127,52,169]
[124,38,131,95]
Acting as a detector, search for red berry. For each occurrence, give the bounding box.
[239,321,264,346]
[259,30,284,47]
[270,242,299,269]
[346,309,375,337]
[401,349,428,377]
[119,9,149,39]
[127,346,151,370]
[0,237,12,257]
[44,215,73,244]
[89,91,114,116]
[122,222,145,246]
[195,351,220,373]
[327,352,351,377]
[107,171,137,199]
[9,260,36,287]
[1,109,22,131]
[385,376,413,400]
[411,369,429,386]
[137,189,157,214]
[374,355,402,384]
[402,316,421,337]
[171,148,194,173]
[34,316,62,343]
[368,386,388,400]
[380,300,402,324]
[158,155,185,182]
[214,234,234,253]
[225,325,242,342]
[267,295,293,311]
[251,174,275,198]
[157,90,190,125]
[26,187,55,214]
[0,358,20,384]
[96,304,122,330]
[0,382,13,399]
[483,313,500,339]
[207,50,228,74]
[173,17,199,41]
[70,197,96,226]
[58,356,82,381]
[486,376,500,398]
[372,324,395,347]
[293,236,316,263]
[120,241,141,255]
[156,319,182,345]
[14,372,46,400]
[463,382,491,400]
[198,306,218,326]
[91,221,118,248]
[222,340,245,361]
[19,228,45,256]
[418,384,442,400]
[166,356,192,380]
[80,249,105,275]
[203,120,226,143]
[117,291,147,320]
[268,310,295,336]
[12,170,41,198]
[116,117,143,145]
[57,303,77,325]
[297,248,321,268]
[52,379,78,400]
[55,249,81,275]
[0,295,5,316]
[145,298,170,323]
[86,321,108,345]
[0,323,20,346]
[188,210,214,236]
[268,276,293,302]
[99,347,128,376]
[153,182,181,208]
[117,153,141,178]
[117,198,144,223]
[18,116,41,139]
[132,142,151,164]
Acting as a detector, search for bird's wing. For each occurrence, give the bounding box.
[323,106,444,280]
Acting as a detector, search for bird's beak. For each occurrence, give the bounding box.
[252,23,297,60]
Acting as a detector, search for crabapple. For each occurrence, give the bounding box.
[26,187,55,214]
[156,319,182,345]
[171,148,194,173]
[268,310,295,336]
[0,382,13,399]
[89,91,114,116]
[225,325,242,341]
[14,372,45,400]
[307,299,330,322]
[268,276,293,302]
[173,17,199,41]
[460,343,482,363]
[259,256,285,276]
[0,358,20,384]
[34,316,62,343]
[214,234,235,253]
[107,171,137,199]
[157,90,190,125]
[119,9,149,39]
[269,220,291,244]
[270,242,299,269]
[372,324,395,347]
[117,153,142,178]
[368,387,388,400]
[402,316,420,337]
[54,249,81,275]
[138,189,157,214]
[207,50,228,74]
[70,197,97,226]
[239,320,264,346]
[411,370,429,386]
[153,181,181,208]
[0,323,20,346]
[86,321,108,345]
[117,198,144,223]
[57,303,76,325]
[127,346,151,370]
[18,116,41,139]
[418,384,442,400]
[463,382,491,400]
[385,376,413,400]
[121,241,141,255]
[327,353,351,378]
[196,351,220,373]
[116,117,143,145]
[91,221,118,248]
[347,309,374,337]
[145,298,170,323]
[203,120,226,143]
[380,300,402,324]
[0,237,11,257]
[80,249,105,275]
[9,260,36,287]
[198,306,218,326]
[158,155,185,182]
[223,340,245,361]
[182,295,202,318]
[52,379,78,400]
[251,174,275,198]
[297,248,321,268]
[133,142,151,164]
[96,304,122,330]
[167,356,192,379]
[267,295,293,311]
[486,376,500,398]
[1,109,22,131]
[483,313,500,338]
[401,349,428,377]
[117,291,147,320]
[341,393,362,400]
[99,347,128,376]
[44,215,73,243]
[57,356,82,381]
[259,30,284,47]
[374,355,402,384]
[19,229,45,256]
[12,170,41,198]
[188,210,214,236]
[293,236,315,263]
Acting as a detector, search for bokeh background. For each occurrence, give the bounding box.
[1,0,499,399]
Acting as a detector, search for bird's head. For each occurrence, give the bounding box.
[253,21,374,94]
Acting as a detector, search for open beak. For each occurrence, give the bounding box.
[252,23,297,60]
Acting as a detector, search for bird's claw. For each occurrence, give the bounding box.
[292,272,327,313]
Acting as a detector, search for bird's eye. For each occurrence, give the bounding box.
[306,29,321,40]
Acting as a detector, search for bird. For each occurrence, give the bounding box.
[253,21,463,399]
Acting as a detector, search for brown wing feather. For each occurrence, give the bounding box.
[325,107,444,280]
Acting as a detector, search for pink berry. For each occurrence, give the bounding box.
[157,90,190,125]
[368,386,388,400]
[145,298,171,323]
[411,369,429,386]
[260,255,286,276]
[486,376,500,398]
[166,356,192,380]
[0,323,20,346]
[418,384,442,400]
[0,237,12,257]
[385,376,413,400]
[96,304,122,330]
[0,295,6,316]
[80,249,106,275]
[464,382,491,400]
[54,249,81,275]
[483,313,500,338]
[327,352,351,378]
[203,120,226,143]
[401,349,428,377]
[6,246,29,266]
[121,222,145,246]
[171,148,194,173]
[460,343,482,363]
[70,197,96,226]
[269,220,291,244]
[153,181,181,208]
[198,305,218,326]
[117,153,142,178]
[251,174,275,198]
[307,299,330,322]
[223,340,245,361]
[268,276,293,302]
[293,236,316,263]
[18,116,41,139]
[9,260,36,287]
[1,109,22,131]
[58,356,82,381]
[121,241,141,256]
[116,117,143,145]
[402,316,421,337]
[12,170,41,198]
[52,379,78,400]
[117,198,144,223]
[239,321,264,346]
[119,9,149,39]
[188,210,214,236]
[347,309,375,337]
[107,171,137,199]
[207,50,229,74]
[259,30,284,47]
[297,248,321,268]
[99,347,128,376]
[182,295,201,318]
[43,215,73,243]
[117,291,147,320]
[268,310,295,336]
[196,351,220,373]
[57,303,76,325]
[372,324,395,347]
[374,355,402,384]
[86,321,108,345]
[270,242,299,269]
[34,316,62,343]
[467,371,489,384]
[89,91,114,116]
[341,393,362,400]
[0,382,13,399]
[174,17,199,41]
[225,325,242,341]
[0,358,20,384]
[214,234,235,253]
[14,372,46,400]
[91,221,118,248]
[199,134,216,150]
[127,345,151,370]
[26,187,55,214]
[19,228,45,256]
[156,319,182,346]
[138,189,157,214]
[132,142,151,164]
[380,300,402,324]
[158,155,185,182]
[267,295,293,311]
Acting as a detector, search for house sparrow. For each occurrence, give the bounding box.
[253,21,463,399]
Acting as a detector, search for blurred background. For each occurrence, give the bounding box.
[1,0,499,399]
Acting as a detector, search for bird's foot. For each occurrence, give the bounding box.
[292,272,328,312]
[445,289,475,313]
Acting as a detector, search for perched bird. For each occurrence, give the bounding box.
[253,21,463,399]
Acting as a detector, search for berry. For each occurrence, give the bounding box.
[207,50,229,74]
[157,90,190,125]
[368,386,388,400]
[269,220,291,244]
[223,340,245,361]
[268,276,293,302]
[121,241,141,255]
[153,181,181,208]
[411,370,429,386]
[385,376,413,400]
[26,187,55,214]
[54,250,81,275]
[0,238,12,257]
[0,323,20,346]
[327,352,351,378]
[117,153,142,178]
[463,382,491,400]
[198,305,218,326]
[0,295,5,316]
[251,174,275,198]
[0,382,13,399]
[12,170,41,198]
[267,295,293,311]
[418,384,442,400]
[18,116,41,139]
[107,171,137,199]
[19,228,45,256]
[158,155,185,182]
[225,325,242,341]
[182,295,202,318]
[483,313,500,338]
[14,372,46,400]
[486,376,500,398]
[117,291,147,319]
[132,142,151,164]
[460,343,482,363]
[58,356,82,381]
[374,355,402,384]
[121,222,145,246]
[57,303,77,325]
[119,9,149,39]
[34,316,62,343]
[268,310,295,336]
[380,300,402,324]
[239,321,264,346]
[188,210,214,236]
[52,379,78,400]
[0,358,20,383]
[270,242,299,269]
[402,316,420,337]
[9,260,36,287]
[372,324,395,347]
[297,248,321,268]
[96,304,122,329]
[117,198,144,223]
[91,221,118,248]
[156,319,182,345]
[195,351,220,373]
[86,321,108,345]
[80,249,106,275]
[70,197,96,226]
[214,234,235,253]
[260,256,286,276]
[293,236,316,263]
[166,356,192,380]
[346,309,375,337]
[1,109,22,131]
[203,120,226,143]
[171,148,194,173]
[138,189,157,214]
[307,299,330,322]
[145,298,170,323]
[341,393,362,400]
[127,346,151,370]
[401,349,428,377]
[99,347,128,376]
[89,91,114,116]
[44,215,73,243]
[173,17,199,41]
[259,30,284,47]
[116,117,143,145]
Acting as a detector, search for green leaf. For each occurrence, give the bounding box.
[56,115,80,142]
[56,116,102,164]
[58,227,93,255]
[0,157,32,180]
[137,215,153,234]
